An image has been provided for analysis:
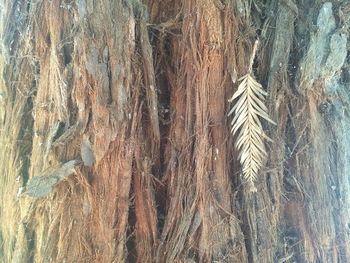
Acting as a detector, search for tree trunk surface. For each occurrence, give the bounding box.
[0,0,349,262]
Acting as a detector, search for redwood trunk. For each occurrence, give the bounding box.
[0,0,349,263]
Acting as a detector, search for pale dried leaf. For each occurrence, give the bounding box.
[228,73,275,184]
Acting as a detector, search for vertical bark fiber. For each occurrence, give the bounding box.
[0,0,349,262]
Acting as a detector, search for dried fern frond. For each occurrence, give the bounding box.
[228,72,276,185]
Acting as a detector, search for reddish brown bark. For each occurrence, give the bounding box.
[0,0,349,263]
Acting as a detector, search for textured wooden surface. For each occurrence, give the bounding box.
[0,0,349,262]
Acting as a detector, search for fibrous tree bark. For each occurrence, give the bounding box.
[0,0,349,262]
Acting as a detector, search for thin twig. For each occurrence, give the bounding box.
[248,39,259,73]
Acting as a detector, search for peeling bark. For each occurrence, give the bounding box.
[0,0,349,263]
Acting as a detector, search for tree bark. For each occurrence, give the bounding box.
[0,0,349,262]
